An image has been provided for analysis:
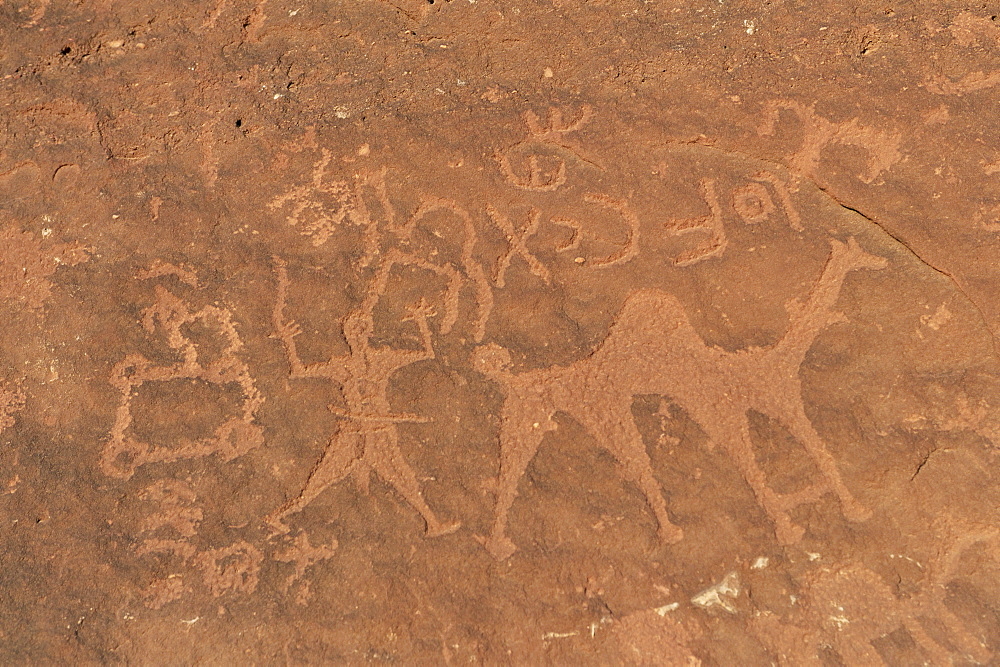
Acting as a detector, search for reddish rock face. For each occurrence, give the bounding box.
[2,2,1000,663]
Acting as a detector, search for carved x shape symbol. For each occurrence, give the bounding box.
[486,204,551,288]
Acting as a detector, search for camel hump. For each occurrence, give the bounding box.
[595,289,691,357]
[613,289,688,329]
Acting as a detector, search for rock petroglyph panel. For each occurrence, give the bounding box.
[2,11,999,658]
[62,104,996,663]
[88,103,980,610]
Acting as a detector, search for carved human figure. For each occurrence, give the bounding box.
[267,257,459,537]
[473,237,885,559]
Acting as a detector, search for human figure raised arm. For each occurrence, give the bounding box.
[272,255,351,382]
[399,298,436,364]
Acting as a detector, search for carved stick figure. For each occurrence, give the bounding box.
[474,237,885,558]
[267,257,459,538]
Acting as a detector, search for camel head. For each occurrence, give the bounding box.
[830,237,889,272]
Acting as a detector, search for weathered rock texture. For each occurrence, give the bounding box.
[1,1,1000,663]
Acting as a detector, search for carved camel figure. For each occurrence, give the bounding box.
[473,237,886,559]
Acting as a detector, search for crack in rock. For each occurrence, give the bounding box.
[811,181,1000,359]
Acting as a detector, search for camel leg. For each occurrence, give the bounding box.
[717,415,805,544]
[781,399,872,522]
[368,426,460,538]
[485,415,549,560]
[266,429,362,534]
[587,404,683,544]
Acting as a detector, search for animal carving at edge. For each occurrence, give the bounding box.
[752,517,998,664]
[473,237,886,559]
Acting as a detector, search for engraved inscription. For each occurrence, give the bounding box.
[496,105,597,191]
[100,267,264,479]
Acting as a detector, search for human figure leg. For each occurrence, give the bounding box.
[368,426,460,538]
[266,428,362,533]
